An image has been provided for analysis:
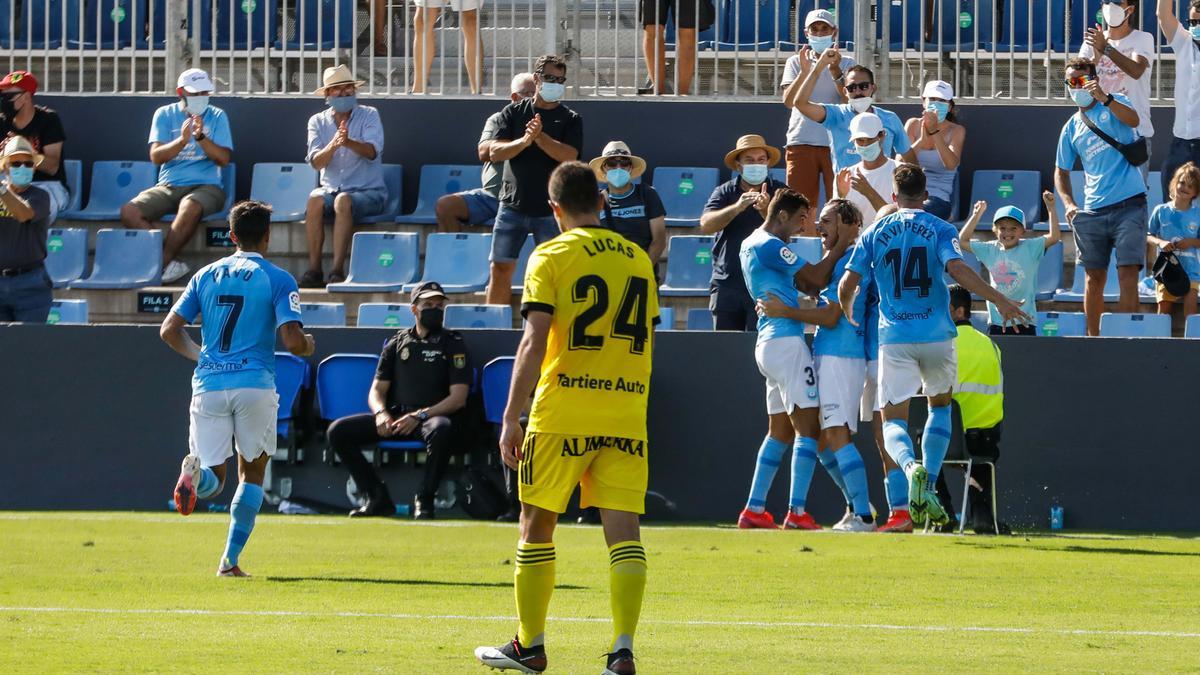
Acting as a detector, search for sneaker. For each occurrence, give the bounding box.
[737,508,778,529]
[602,648,636,675]
[216,564,250,577]
[907,465,929,521]
[474,637,547,673]
[173,454,202,516]
[877,510,914,533]
[832,508,855,529]
[162,259,191,284]
[832,514,876,532]
[782,511,821,530]
[298,269,324,288]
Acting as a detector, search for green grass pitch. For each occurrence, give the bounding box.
[2,513,1198,672]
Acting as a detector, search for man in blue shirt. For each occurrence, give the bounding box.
[735,188,854,530]
[121,68,233,285]
[838,165,1027,526]
[300,65,388,288]
[160,200,315,577]
[1054,57,1148,336]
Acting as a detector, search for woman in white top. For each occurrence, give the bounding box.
[904,80,966,220]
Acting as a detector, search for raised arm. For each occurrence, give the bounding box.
[957,200,988,253]
[1041,190,1062,249]
[790,48,842,123]
[1159,0,1181,41]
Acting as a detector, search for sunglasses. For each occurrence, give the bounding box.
[1188,18,1200,27]
[7,160,34,168]
[538,73,567,84]
[1064,75,1095,88]
[604,158,633,169]
[845,81,872,93]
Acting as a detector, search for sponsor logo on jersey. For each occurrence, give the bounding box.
[288,291,301,314]
[780,246,798,265]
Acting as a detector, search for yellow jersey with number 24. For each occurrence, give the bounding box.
[521,226,659,440]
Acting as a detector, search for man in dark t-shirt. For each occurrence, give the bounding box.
[700,134,788,331]
[0,71,68,223]
[485,54,583,305]
[326,281,472,519]
[0,136,53,322]
[590,141,667,262]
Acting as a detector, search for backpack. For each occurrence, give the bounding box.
[457,467,506,520]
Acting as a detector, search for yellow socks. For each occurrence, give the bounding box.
[514,542,556,647]
[608,541,647,652]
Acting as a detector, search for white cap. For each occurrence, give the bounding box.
[804,8,836,29]
[177,68,214,94]
[921,79,954,101]
[849,112,884,141]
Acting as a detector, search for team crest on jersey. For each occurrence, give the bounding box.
[400,346,410,361]
[288,291,301,314]
[780,246,798,265]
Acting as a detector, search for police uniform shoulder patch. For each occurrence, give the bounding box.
[780,245,798,265]
[453,354,467,369]
[400,346,410,361]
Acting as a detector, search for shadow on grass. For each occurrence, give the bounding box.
[956,542,1200,557]
[264,576,587,590]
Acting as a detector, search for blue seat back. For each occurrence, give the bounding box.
[788,236,823,264]
[1147,171,1164,211]
[661,235,715,290]
[345,232,420,285]
[356,303,416,328]
[721,0,790,46]
[1066,259,1121,296]
[969,170,1042,226]
[1037,311,1087,336]
[83,161,158,214]
[445,304,513,329]
[300,302,346,327]
[999,0,1067,51]
[1186,314,1200,339]
[419,233,492,287]
[1099,312,1171,338]
[16,0,81,48]
[511,235,536,291]
[375,164,404,218]
[45,228,89,287]
[1056,171,1087,222]
[910,0,995,50]
[653,167,720,223]
[203,0,279,49]
[0,0,10,46]
[316,353,378,420]
[83,228,163,285]
[72,0,144,48]
[63,159,83,212]
[481,356,515,424]
[250,163,319,221]
[274,352,309,426]
[279,0,354,49]
[970,310,989,332]
[1037,241,1064,296]
[411,164,482,217]
[687,307,714,330]
[47,299,88,325]
[659,306,676,329]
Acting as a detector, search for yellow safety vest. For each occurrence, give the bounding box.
[953,324,1004,430]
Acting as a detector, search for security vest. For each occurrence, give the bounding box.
[952,323,1004,430]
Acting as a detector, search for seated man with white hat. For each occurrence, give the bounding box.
[301,65,388,288]
[590,141,667,262]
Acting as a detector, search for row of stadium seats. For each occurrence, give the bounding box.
[302,302,513,328]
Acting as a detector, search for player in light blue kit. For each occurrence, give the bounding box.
[837,165,1028,525]
[735,189,855,530]
[160,200,315,576]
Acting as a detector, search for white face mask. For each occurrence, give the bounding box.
[1101,4,1128,27]
[849,96,874,113]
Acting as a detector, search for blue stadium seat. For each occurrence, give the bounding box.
[163,165,235,223]
[69,229,162,289]
[203,0,279,50]
[445,304,512,329]
[62,159,83,213]
[659,306,676,330]
[660,235,714,296]
[1036,242,1064,300]
[511,235,536,293]
[60,161,157,221]
[970,310,989,333]
[402,233,492,294]
[481,356,515,424]
[1036,311,1087,337]
[395,164,481,225]
[250,163,319,222]
[0,0,10,47]
[1099,312,1171,338]
[276,0,355,50]
[326,232,420,293]
[356,303,416,328]
[687,307,714,330]
[788,236,823,264]
[1037,169,1084,231]
[274,352,310,439]
[965,170,1042,231]
[1186,315,1200,339]
[70,0,144,49]
[1147,171,1164,211]
[47,299,88,325]
[880,0,920,50]
[653,167,720,227]
[45,228,89,288]
[1054,259,1120,303]
[300,302,346,327]
[358,164,404,224]
[905,0,995,51]
[713,0,790,51]
[316,353,378,420]
[997,0,1067,52]
[15,0,81,48]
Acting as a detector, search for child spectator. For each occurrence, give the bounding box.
[959,191,1062,335]
[1147,162,1200,318]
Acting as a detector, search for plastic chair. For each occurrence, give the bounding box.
[1186,314,1200,339]
[47,299,88,325]
[970,310,989,333]
[686,307,714,330]
[1147,171,1165,212]
[315,353,378,420]
[70,0,144,48]
[965,170,1042,231]
[395,164,482,225]
[1036,242,1064,300]
[1099,312,1171,338]
[327,232,420,293]
[788,236,823,264]
[357,303,416,328]
[249,163,319,222]
[907,0,996,51]
[997,0,1067,51]
[481,356,515,424]
[163,164,235,223]
[445,304,512,329]
[712,0,790,51]
[274,352,310,440]
[276,0,354,50]
[909,398,997,535]
[1054,260,1121,303]
[14,0,80,48]
[69,229,163,289]
[1036,311,1087,337]
[44,228,89,288]
[204,0,279,50]
[653,167,720,227]
[300,302,346,327]
[660,235,714,297]
[354,164,404,225]
[510,235,536,293]
[659,306,676,330]
[62,160,83,213]
[402,233,492,294]
[60,161,157,221]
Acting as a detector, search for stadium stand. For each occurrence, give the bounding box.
[356,303,417,328]
[316,352,424,452]
[395,165,481,225]
[481,356,515,424]
[162,165,236,223]
[276,0,354,50]
[1187,315,1200,339]
[660,235,714,297]
[510,235,536,293]
[687,307,714,330]
[654,168,720,228]
[963,170,1042,231]
[1099,313,1172,338]
[444,304,513,329]
[326,232,420,293]
[60,161,157,221]
[44,228,89,288]
[46,299,88,325]
[1054,260,1153,304]
[69,229,163,289]
[659,306,675,330]
[249,163,319,222]
[300,302,347,327]
[1037,311,1087,337]
[402,233,492,294]
[62,159,83,213]
[1036,242,1064,300]
[274,351,310,461]
[359,164,405,225]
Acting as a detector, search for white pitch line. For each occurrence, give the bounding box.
[2,606,1197,640]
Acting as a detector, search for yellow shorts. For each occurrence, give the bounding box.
[518,432,648,515]
[1156,281,1200,303]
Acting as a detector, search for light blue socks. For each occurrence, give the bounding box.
[221,483,264,569]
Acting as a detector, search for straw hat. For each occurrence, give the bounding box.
[588,141,648,182]
[723,134,781,170]
[0,135,43,170]
[313,64,365,95]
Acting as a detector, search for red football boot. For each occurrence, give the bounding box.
[737,508,778,529]
[877,510,914,533]
[782,511,822,530]
[173,454,202,516]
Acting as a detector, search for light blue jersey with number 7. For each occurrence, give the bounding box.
[171,251,303,394]
[847,208,962,346]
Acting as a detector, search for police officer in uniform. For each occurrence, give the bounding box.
[328,281,472,519]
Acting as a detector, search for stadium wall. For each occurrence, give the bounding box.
[40,95,1179,214]
[0,324,1195,532]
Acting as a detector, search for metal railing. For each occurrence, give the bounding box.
[0,0,1187,102]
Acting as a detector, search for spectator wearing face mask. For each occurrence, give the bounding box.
[1156,0,1200,198]
[699,134,788,331]
[120,68,233,284]
[299,65,387,288]
[0,136,53,322]
[833,113,895,226]
[789,53,917,174]
[0,71,69,224]
[590,141,666,263]
[904,80,965,220]
[1081,0,1154,181]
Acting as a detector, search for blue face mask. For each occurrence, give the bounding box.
[1190,25,1200,41]
[9,165,34,186]
[926,101,950,122]
[183,95,209,116]
[856,141,882,162]
[606,168,632,189]
[807,35,834,54]
[329,94,356,113]
[741,164,769,185]
[540,82,565,102]
[1069,88,1094,107]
